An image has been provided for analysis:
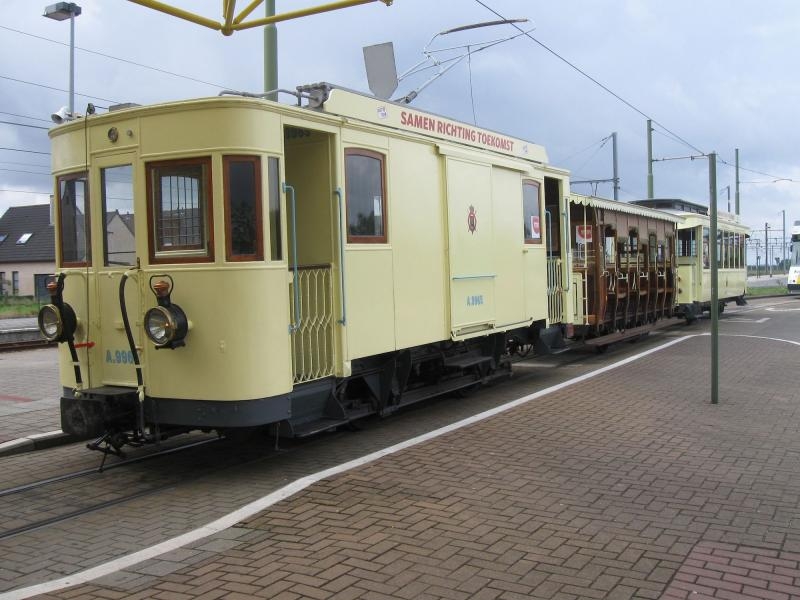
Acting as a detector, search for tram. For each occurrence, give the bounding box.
[631,199,748,320]
[788,220,800,294]
[39,83,694,452]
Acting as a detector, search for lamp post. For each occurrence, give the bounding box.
[43,2,82,118]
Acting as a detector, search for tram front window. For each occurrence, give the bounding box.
[147,157,214,262]
[101,165,135,266]
[57,173,90,267]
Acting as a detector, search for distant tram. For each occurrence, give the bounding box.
[39,83,730,453]
[789,220,800,294]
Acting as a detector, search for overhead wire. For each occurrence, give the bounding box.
[0,74,121,105]
[0,24,233,91]
[472,0,707,156]
[474,0,799,189]
[0,111,51,124]
[0,120,49,131]
[554,134,612,164]
[0,147,50,156]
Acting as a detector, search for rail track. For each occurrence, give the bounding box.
[0,432,296,542]
[0,337,52,352]
[0,325,49,352]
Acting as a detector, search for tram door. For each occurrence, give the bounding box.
[95,156,141,388]
[283,127,337,383]
[444,157,496,337]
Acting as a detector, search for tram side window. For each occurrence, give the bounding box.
[604,227,616,267]
[345,149,387,243]
[101,165,135,267]
[147,157,214,262]
[522,180,542,244]
[678,228,695,257]
[268,157,282,261]
[702,227,710,268]
[57,172,90,267]
[224,156,263,261]
[648,233,657,264]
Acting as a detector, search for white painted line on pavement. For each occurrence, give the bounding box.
[724,317,770,323]
[0,334,703,600]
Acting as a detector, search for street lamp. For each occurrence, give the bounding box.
[43,2,82,121]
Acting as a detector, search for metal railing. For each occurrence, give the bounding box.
[547,257,563,324]
[289,265,335,383]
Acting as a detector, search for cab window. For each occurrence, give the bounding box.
[223,155,263,261]
[522,180,542,244]
[57,172,90,267]
[345,149,387,243]
[101,164,135,266]
[147,157,214,263]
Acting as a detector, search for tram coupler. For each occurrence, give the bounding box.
[87,431,132,471]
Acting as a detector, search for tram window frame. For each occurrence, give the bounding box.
[101,164,136,267]
[648,232,657,264]
[223,155,263,262]
[522,179,542,244]
[677,228,695,257]
[702,227,710,269]
[345,148,387,244]
[57,172,91,268]
[604,227,616,268]
[146,157,215,264]
[267,157,282,261]
[629,229,639,255]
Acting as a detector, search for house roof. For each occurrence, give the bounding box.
[0,204,55,263]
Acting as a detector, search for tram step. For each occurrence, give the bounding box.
[291,418,352,438]
[443,355,493,370]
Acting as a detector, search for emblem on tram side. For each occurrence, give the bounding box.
[467,205,477,234]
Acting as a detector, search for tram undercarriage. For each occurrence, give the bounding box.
[61,331,517,456]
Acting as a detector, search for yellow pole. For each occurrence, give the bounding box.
[222,0,237,34]
[128,0,222,31]
[234,0,264,25]
[233,0,390,31]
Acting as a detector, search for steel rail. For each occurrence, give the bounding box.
[0,436,220,498]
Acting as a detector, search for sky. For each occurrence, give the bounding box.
[1,0,798,265]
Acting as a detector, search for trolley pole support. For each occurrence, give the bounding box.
[709,152,719,405]
[646,120,654,199]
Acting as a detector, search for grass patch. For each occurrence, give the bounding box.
[0,297,42,318]
[746,286,787,297]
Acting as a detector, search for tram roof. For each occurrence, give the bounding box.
[50,83,551,168]
[570,194,681,223]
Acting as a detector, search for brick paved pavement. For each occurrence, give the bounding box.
[0,346,61,443]
[20,331,800,600]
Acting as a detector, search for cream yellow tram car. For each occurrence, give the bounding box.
[631,199,748,320]
[43,83,578,450]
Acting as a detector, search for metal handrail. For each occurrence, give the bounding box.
[334,187,347,325]
[284,183,301,333]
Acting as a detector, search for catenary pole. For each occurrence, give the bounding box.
[709,152,718,405]
[264,0,277,99]
[735,148,740,216]
[646,120,654,198]
[612,131,619,201]
[783,209,786,271]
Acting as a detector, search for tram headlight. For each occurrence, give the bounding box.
[144,305,188,349]
[37,303,77,343]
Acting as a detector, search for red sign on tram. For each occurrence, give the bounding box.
[576,225,593,244]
